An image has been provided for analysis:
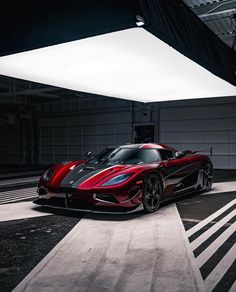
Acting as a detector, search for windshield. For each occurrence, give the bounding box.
[103,148,161,166]
[88,147,116,164]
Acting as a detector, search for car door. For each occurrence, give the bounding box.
[160,152,193,200]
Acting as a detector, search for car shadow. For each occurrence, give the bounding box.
[32,205,85,218]
[32,190,204,221]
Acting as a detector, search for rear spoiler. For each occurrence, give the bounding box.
[183,147,213,157]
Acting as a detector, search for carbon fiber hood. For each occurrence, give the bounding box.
[60,163,109,188]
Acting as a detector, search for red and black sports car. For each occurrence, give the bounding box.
[34,143,213,213]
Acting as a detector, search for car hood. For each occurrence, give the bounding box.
[59,163,150,189]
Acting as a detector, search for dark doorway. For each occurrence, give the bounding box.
[133,124,155,144]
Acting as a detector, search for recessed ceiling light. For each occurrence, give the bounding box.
[136,15,145,27]
[0,28,235,103]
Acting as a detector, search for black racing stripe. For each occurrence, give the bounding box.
[163,161,200,179]
[200,230,236,280]
[174,170,199,192]
[189,205,236,243]
[212,258,236,292]
[61,163,86,185]
[72,168,106,187]
[60,164,109,188]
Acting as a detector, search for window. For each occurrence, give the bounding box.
[104,148,161,165]
[158,149,174,161]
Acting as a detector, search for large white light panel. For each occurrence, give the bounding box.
[0,28,236,102]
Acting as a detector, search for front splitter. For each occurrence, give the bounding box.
[33,198,143,215]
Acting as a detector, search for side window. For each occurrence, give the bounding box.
[159,149,174,161]
[140,149,161,163]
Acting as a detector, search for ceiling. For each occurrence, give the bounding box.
[183,0,236,50]
[0,0,235,106]
[0,28,235,103]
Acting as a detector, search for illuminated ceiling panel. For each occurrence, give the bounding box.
[0,28,235,103]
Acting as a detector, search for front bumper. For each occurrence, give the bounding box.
[35,186,143,214]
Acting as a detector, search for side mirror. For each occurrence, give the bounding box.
[85,151,92,158]
[175,151,185,159]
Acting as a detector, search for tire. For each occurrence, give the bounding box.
[143,173,162,213]
[201,163,213,192]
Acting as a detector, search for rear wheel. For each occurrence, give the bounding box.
[201,163,213,192]
[143,174,162,213]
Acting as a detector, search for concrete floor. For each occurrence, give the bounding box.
[12,204,205,292]
[0,177,235,292]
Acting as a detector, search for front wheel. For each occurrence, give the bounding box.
[143,174,162,213]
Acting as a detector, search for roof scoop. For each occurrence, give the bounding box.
[83,166,95,171]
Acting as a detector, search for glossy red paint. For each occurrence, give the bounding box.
[79,164,149,189]
[35,143,213,213]
[39,160,86,191]
[140,143,176,151]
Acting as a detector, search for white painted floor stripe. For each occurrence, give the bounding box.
[0,195,37,205]
[13,204,206,292]
[186,199,236,237]
[0,187,36,195]
[0,201,53,222]
[191,209,236,251]
[0,191,36,198]
[6,189,36,194]
[205,243,236,292]
[196,221,236,267]
[202,181,236,196]
[0,190,36,198]
[0,191,36,199]
[0,193,37,200]
[229,280,236,292]
[0,188,37,204]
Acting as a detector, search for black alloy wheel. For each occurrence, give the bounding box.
[143,174,162,213]
[202,163,213,192]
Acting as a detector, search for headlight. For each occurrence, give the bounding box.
[42,168,53,182]
[102,173,133,186]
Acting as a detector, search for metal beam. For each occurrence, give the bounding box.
[192,0,236,17]
[0,86,60,98]
[200,8,236,18]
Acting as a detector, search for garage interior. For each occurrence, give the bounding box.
[1,1,236,292]
[2,82,236,169]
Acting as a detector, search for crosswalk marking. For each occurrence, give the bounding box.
[186,199,236,237]
[196,221,236,267]
[204,243,236,292]
[0,188,37,204]
[0,188,36,195]
[1,195,38,204]
[0,191,36,199]
[1,193,37,201]
[191,209,236,250]
[186,198,236,292]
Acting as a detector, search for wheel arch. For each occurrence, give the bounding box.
[142,170,164,197]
